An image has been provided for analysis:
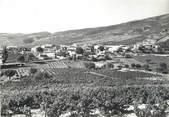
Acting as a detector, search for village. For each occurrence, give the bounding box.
[1,39,169,117]
[0,38,168,77]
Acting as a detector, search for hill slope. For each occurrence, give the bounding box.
[0,14,169,47]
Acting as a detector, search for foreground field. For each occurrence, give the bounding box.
[1,68,169,117]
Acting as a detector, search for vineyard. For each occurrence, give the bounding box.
[2,86,169,117]
[32,60,85,70]
[15,67,30,77]
[1,65,169,117]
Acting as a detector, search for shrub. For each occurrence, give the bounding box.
[84,62,95,69]
[76,47,84,54]
[34,71,52,80]
[135,64,142,69]
[98,46,104,51]
[17,55,25,63]
[36,47,44,53]
[30,68,38,75]
[143,64,150,71]
[124,54,132,58]
[117,65,123,70]
[124,64,129,68]
[131,63,136,68]
[107,63,114,68]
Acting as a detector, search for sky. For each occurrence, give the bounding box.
[0,0,169,33]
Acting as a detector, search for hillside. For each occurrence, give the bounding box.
[0,14,169,47]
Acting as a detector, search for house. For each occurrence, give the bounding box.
[67,44,77,57]
[83,46,92,53]
[31,46,41,53]
[68,50,76,56]
[7,46,18,51]
[41,44,55,53]
[94,61,107,69]
[60,45,68,51]
[106,45,123,53]
[94,45,101,50]
[43,52,56,59]
[41,44,54,49]
[37,54,52,60]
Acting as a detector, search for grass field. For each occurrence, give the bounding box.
[134,54,169,71]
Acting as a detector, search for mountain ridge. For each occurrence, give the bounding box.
[0,13,169,47]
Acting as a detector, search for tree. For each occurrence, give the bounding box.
[84,62,95,69]
[30,68,38,76]
[124,54,132,58]
[91,45,95,52]
[135,64,142,69]
[117,65,122,70]
[27,53,35,62]
[98,46,104,51]
[107,63,114,68]
[76,47,84,54]
[36,47,44,53]
[17,55,25,63]
[131,63,136,68]
[2,46,8,64]
[124,64,129,68]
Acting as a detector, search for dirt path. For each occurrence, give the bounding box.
[85,71,114,79]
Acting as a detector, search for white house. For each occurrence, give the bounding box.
[7,46,18,50]
[68,50,76,56]
[41,44,53,49]
[43,52,56,59]
[31,46,41,53]
[107,45,122,53]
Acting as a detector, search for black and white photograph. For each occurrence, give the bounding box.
[1,0,169,117]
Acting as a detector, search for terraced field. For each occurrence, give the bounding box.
[16,67,30,77]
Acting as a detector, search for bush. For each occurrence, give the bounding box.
[124,64,129,68]
[36,47,44,53]
[107,63,114,68]
[17,55,25,63]
[131,63,136,68]
[76,47,84,54]
[135,64,142,69]
[30,68,38,75]
[34,71,52,80]
[117,65,123,70]
[143,64,150,71]
[84,62,95,69]
[124,54,132,58]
